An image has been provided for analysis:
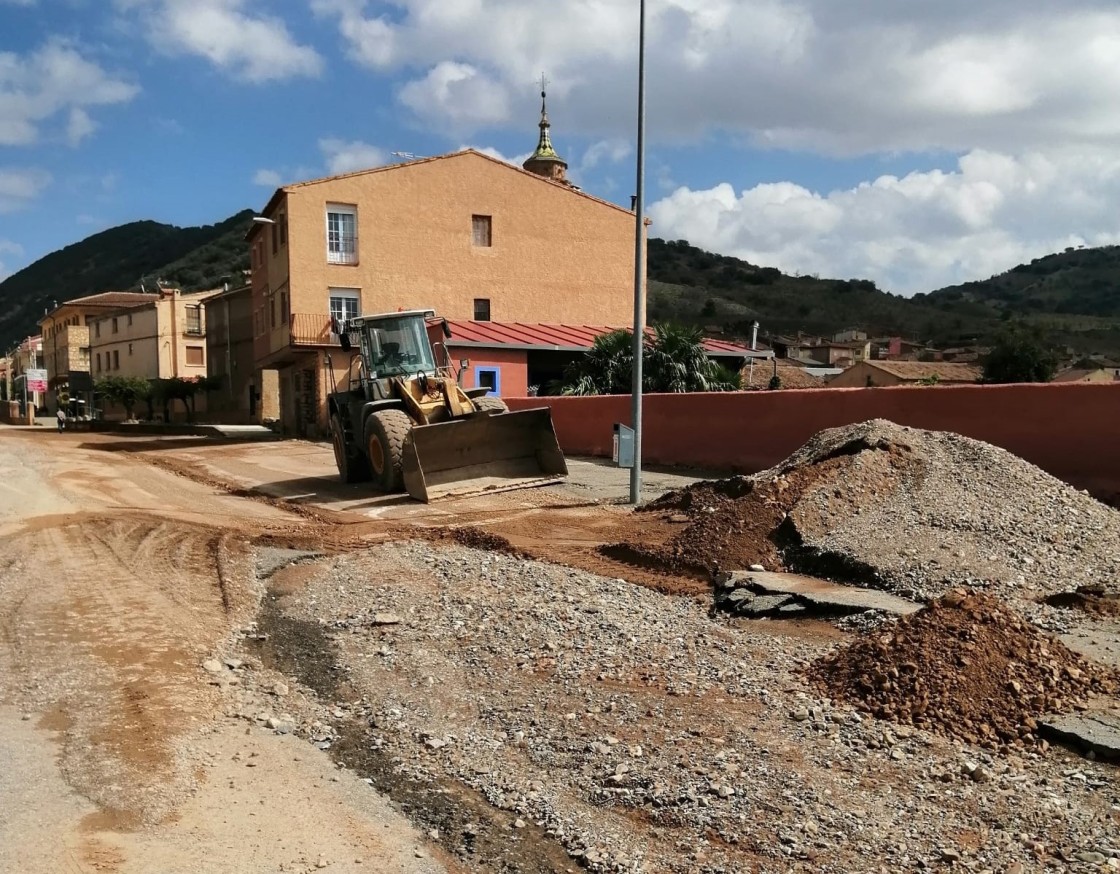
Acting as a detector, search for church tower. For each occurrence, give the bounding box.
[522,78,570,185]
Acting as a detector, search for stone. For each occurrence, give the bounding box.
[424,737,447,750]
[1076,852,1107,865]
[272,682,289,697]
[513,819,527,829]
[749,564,766,572]
[202,659,224,674]
[669,514,690,524]
[740,594,792,616]
[224,658,244,670]
[371,613,403,626]
[791,708,810,722]
[940,848,962,862]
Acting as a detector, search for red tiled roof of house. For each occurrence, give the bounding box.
[444,320,760,358]
[63,291,161,308]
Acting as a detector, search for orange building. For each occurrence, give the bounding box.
[246,94,643,436]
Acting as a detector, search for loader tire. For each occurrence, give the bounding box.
[365,409,411,492]
[473,396,509,414]
[331,414,369,484]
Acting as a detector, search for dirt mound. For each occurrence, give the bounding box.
[617,419,1120,601]
[1043,585,1120,618]
[810,590,1119,748]
[414,525,527,556]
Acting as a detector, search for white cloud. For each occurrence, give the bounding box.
[0,239,23,283]
[398,62,510,130]
[458,145,529,167]
[66,108,96,146]
[318,138,387,174]
[579,139,632,173]
[119,0,322,83]
[648,147,1120,295]
[253,168,283,187]
[313,1,1120,156]
[0,39,137,146]
[0,168,52,213]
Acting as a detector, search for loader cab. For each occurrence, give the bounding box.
[349,310,438,385]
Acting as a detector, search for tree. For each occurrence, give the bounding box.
[982,327,1058,384]
[95,375,152,420]
[152,376,219,421]
[560,323,740,395]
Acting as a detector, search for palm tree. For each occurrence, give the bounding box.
[558,323,740,395]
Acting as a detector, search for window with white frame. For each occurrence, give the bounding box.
[326,204,358,264]
[329,288,361,326]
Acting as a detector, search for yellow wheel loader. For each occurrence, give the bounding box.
[327,309,567,502]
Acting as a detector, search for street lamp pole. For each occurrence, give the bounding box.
[629,0,647,505]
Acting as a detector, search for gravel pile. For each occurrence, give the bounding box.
[247,541,1120,874]
[637,419,1120,604]
[810,590,1119,748]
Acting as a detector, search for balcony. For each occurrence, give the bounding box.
[290,313,340,347]
[327,234,358,265]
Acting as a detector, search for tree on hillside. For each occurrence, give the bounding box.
[95,375,152,420]
[559,323,740,395]
[981,326,1059,384]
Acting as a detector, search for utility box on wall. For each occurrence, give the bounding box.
[613,423,635,468]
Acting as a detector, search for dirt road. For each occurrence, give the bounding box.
[4,427,1118,874]
[0,431,448,874]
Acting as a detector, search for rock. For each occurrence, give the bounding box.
[791,708,810,722]
[424,737,447,750]
[272,681,289,697]
[1076,851,1107,864]
[940,848,962,862]
[749,564,766,572]
[316,857,328,869]
[669,514,690,524]
[372,613,403,626]
[202,659,224,674]
[740,594,792,616]
[513,818,527,829]
[266,716,294,733]
[223,658,244,670]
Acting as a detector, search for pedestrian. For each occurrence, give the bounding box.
[56,407,66,432]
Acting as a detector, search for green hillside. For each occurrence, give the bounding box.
[648,238,1120,354]
[0,210,252,350]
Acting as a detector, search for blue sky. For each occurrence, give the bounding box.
[4,0,1120,295]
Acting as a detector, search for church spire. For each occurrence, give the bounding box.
[523,74,569,184]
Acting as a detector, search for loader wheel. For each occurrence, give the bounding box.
[473,396,509,414]
[331,414,369,484]
[365,409,411,492]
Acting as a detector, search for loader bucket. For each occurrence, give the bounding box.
[401,407,568,502]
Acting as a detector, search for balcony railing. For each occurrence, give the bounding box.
[327,234,358,265]
[290,313,340,347]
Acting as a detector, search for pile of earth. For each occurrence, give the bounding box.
[809,590,1119,748]
[613,419,1120,602]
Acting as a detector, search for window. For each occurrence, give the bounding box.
[95,322,101,338]
[326,205,358,264]
[112,317,118,334]
[186,346,204,366]
[113,350,120,370]
[280,291,288,322]
[127,313,133,326]
[270,295,276,329]
[329,288,360,325]
[472,214,492,247]
[474,298,491,321]
[475,367,500,396]
[96,353,101,372]
[128,343,133,356]
[185,305,202,335]
[271,222,279,254]
[279,213,287,246]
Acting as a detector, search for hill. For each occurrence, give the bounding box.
[647,238,1120,354]
[0,210,252,350]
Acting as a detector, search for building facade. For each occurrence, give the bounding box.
[246,99,642,436]
[39,292,159,414]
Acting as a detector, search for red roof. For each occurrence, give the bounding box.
[443,320,761,358]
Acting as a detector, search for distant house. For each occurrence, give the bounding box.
[870,337,931,361]
[827,360,982,388]
[743,358,824,390]
[1052,367,1120,384]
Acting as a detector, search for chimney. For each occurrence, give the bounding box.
[750,321,759,351]
[630,195,638,211]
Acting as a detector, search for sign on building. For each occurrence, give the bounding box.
[26,368,47,393]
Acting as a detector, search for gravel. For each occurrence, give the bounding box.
[246,539,1120,874]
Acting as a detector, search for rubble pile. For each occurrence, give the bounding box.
[810,590,1119,747]
[630,419,1120,602]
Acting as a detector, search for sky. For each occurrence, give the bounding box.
[4,1,1120,296]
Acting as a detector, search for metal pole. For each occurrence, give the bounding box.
[629,0,647,505]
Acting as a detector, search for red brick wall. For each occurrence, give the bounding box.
[508,383,1120,499]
